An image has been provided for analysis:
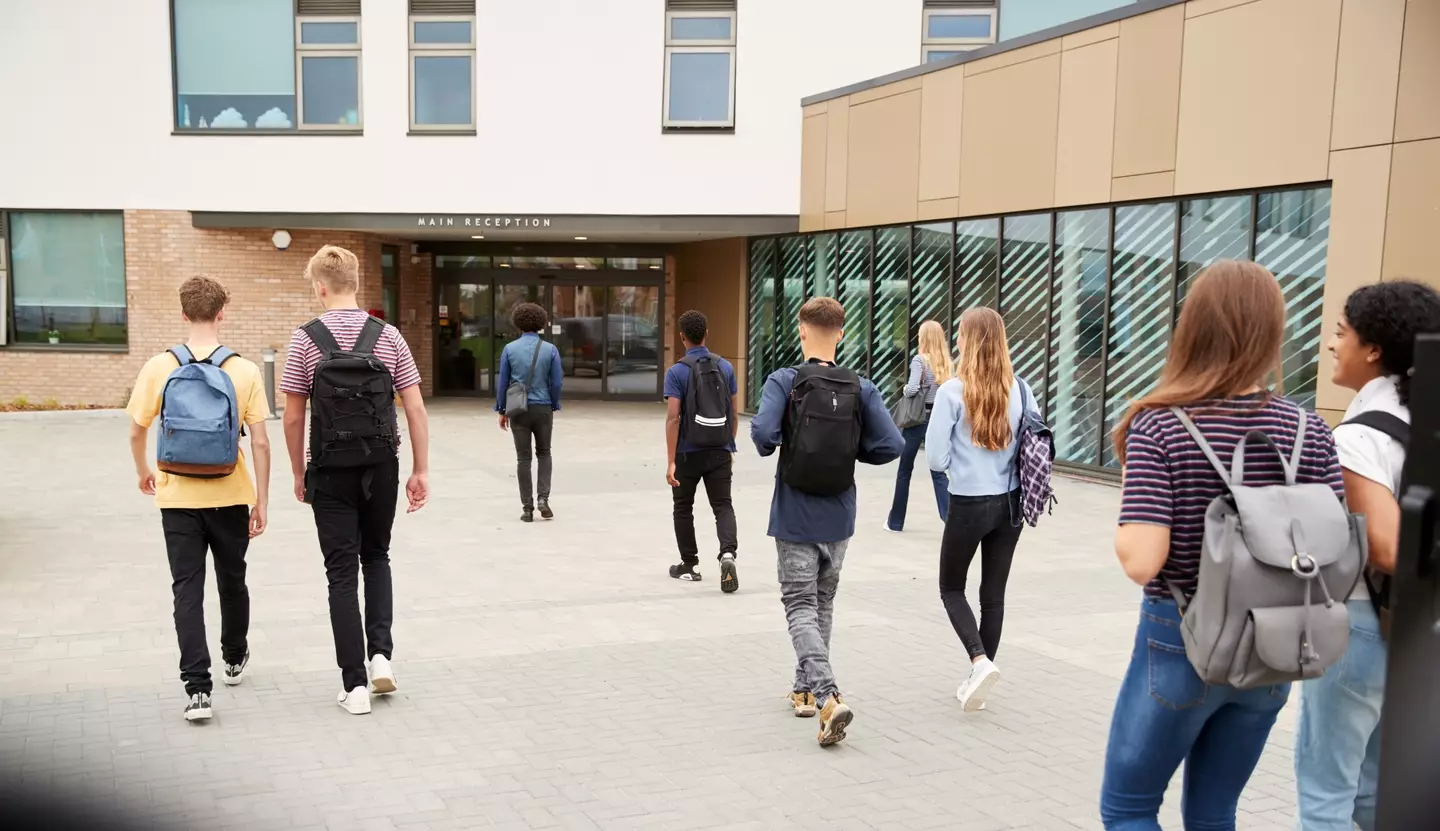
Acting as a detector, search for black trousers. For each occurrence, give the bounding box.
[160,506,252,696]
[672,449,738,564]
[511,407,554,509]
[309,456,399,691]
[938,491,1023,661]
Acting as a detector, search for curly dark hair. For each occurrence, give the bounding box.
[511,302,548,333]
[678,310,709,345]
[1344,280,1440,405]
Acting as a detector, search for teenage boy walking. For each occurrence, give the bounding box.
[127,276,271,722]
[665,310,741,591]
[751,297,903,746]
[281,245,430,716]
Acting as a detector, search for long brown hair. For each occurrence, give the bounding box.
[957,307,1015,451]
[1112,259,1286,464]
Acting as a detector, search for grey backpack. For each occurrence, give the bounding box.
[1168,406,1366,690]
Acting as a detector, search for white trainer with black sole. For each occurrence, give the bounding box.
[720,553,738,594]
[338,686,372,715]
[184,692,213,722]
[222,650,250,686]
[369,655,397,695]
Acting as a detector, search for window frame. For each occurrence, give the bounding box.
[922,45,982,64]
[295,17,363,132]
[920,6,997,64]
[408,15,477,132]
[1,209,129,351]
[662,10,738,130]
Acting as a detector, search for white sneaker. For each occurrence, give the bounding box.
[960,659,1001,712]
[369,655,397,695]
[337,686,371,715]
[883,521,901,533]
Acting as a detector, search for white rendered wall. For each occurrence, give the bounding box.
[0,0,925,216]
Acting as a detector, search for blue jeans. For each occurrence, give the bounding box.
[886,421,948,530]
[1294,599,1386,831]
[1100,598,1288,830]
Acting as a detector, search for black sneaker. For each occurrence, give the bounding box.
[184,692,212,722]
[222,650,250,686]
[669,563,702,582]
[521,508,534,523]
[538,499,553,520]
[720,554,738,594]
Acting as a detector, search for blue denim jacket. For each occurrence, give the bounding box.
[495,334,563,413]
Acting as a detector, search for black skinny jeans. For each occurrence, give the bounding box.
[309,456,399,692]
[939,490,1023,661]
[511,407,554,509]
[671,449,738,564]
[161,506,252,695]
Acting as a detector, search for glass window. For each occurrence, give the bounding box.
[1102,202,1178,467]
[1256,187,1332,411]
[777,237,810,369]
[410,15,476,130]
[435,255,490,269]
[174,0,296,130]
[1049,209,1110,466]
[872,227,911,407]
[746,239,777,410]
[1000,214,1052,416]
[954,218,1000,337]
[911,222,953,343]
[664,10,737,128]
[300,55,360,126]
[8,212,127,346]
[924,49,971,63]
[836,230,872,373]
[1178,195,1252,303]
[380,248,400,325]
[493,256,605,270]
[607,257,665,271]
[926,12,994,39]
[300,20,358,45]
[811,234,838,298]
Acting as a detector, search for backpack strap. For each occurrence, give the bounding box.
[302,319,342,358]
[523,337,544,384]
[1171,407,1232,485]
[1341,410,1410,447]
[168,345,195,366]
[353,316,385,356]
[203,346,238,367]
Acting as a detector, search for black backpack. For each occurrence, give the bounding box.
[780,363,863,496]
[304,316,398,469]
[1340,409,1409,638]
[680,355,733,449]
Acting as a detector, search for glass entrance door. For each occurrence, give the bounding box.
[435,281,492,394]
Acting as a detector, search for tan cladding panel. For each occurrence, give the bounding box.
[673,238,747,361]
[825,99,850,213]
[958,53,1062,217]
[1329,0,1406,151]
[1055,39,1119,207]
[1174,0,1342,194]
[917,67,965,202]
[1384,137,1440,288]
[1395,0,1440,143]
[845,90,923,228]
[1112,5,1184,178]
[800,113,828,232]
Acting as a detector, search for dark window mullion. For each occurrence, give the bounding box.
[1096,205,1117,468]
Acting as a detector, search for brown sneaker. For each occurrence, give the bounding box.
[816,694,853,747]
[787,691,817,718]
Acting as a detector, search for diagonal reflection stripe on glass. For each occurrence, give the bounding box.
[836,230,873,372]
[812,233,838,299]
[1102,202,1177,467]
[911,223,953,344]
[955,218,1000,341]
[872,227,911,407]
[1000,214,1051,414]
[1178,195,1252,305]
[1049,209,1109,466]
[746,238,777,410]
[777,236,810,369]
[1256,187,1331,411]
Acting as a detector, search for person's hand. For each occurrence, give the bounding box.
[137,469,156,495]
[406,472,429,513]
[498,413,509,431]
[666,463,680,488]
[293,477,306,503]
[248,504,267,538]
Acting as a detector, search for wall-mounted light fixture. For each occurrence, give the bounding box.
[272,229,292,250]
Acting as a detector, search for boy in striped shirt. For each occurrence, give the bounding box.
[280,245,430,715]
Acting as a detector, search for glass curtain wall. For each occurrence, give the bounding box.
[745,184,1333,470]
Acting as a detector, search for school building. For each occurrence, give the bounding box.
[1,0,1437,476]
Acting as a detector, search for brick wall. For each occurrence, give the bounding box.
[0,211,430,405]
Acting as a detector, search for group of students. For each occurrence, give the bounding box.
[127,244,1436,827]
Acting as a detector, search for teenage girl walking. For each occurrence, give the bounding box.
[1101,260,1345,830]
[884,320,952,532]
[925,307,1038,712]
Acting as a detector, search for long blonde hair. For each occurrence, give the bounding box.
[957,308,1015,451]
[917,320,954,386]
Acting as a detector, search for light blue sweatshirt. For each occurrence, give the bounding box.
[925,377,1038,496]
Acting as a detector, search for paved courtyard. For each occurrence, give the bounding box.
[0,401,1299,830]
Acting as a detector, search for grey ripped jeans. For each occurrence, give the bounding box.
[776,538,849,704]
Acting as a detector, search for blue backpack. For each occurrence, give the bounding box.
[156,345,243,479]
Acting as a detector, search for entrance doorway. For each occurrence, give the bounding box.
[435,266,664,400]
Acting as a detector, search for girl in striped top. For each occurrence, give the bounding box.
[883,320,952,532]
[1100,261,1344,830]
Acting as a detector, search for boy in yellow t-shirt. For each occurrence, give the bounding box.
[126,276,271,723]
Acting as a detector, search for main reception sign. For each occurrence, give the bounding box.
[415,216,552,229]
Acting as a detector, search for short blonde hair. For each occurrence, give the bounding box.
[306,245,360,293]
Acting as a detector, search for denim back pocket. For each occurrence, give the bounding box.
[1148,639,1207,710]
